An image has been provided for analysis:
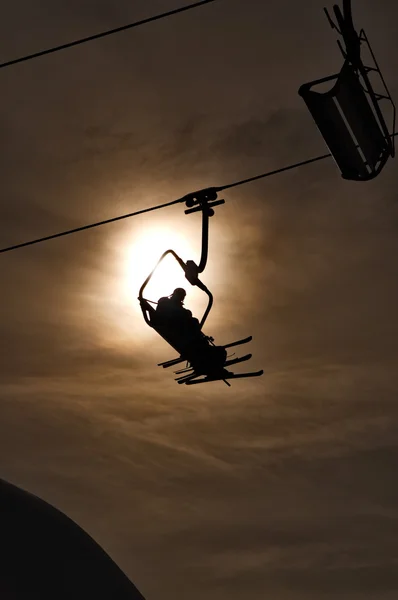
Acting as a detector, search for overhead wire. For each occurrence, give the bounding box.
[0,197,183,254]
[1,133,398,255]
[217,152,332,191]
[0,151,338,255]
[0,0,217,70]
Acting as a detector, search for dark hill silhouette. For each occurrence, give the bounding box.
[0,478,145,599]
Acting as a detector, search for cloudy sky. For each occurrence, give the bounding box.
[1,0,398,598]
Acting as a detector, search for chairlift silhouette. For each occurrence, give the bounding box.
[138,188,263,386]
[299,0,396,181]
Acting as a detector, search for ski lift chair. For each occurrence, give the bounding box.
[298,0,395,181]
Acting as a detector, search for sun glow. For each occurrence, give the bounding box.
[89,216,224,346]
[122,225,198,306]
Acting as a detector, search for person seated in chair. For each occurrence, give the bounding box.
[156,288,201,333]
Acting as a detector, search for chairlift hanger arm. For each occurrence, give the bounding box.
[183,187,225,275]
[138,186,223,330]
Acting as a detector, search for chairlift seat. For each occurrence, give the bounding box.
[138,221,263,385]
[299,61,391,181]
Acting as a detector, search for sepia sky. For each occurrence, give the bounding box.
[1,1,398,598]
